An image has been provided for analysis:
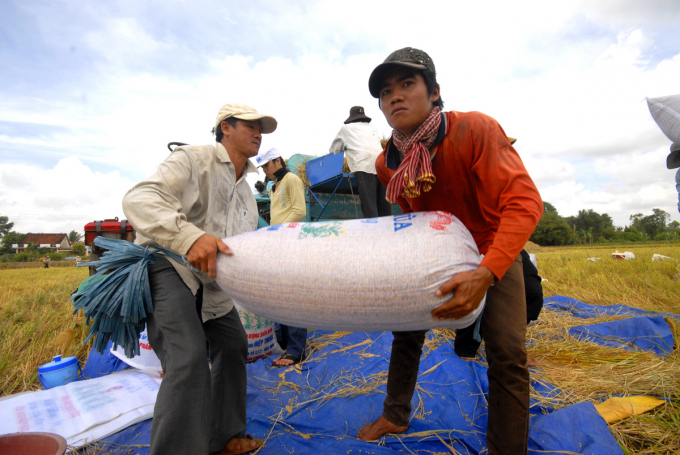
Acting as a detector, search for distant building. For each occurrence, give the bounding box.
[12,233,71,253]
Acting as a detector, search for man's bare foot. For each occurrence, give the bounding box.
[357,415,408,441]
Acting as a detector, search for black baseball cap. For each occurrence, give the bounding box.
[368,47,436,98]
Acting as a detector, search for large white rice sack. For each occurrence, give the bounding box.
[234,303,283,362]
[647,95,680,143]
[215,211,485,332]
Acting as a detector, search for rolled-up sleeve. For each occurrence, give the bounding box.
[329,128,346,155]
[471,116,543,280]
[122,150,206,254]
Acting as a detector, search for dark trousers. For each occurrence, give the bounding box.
[279,325,307,359]
[453,322,483,358]
[354,171,392,218]
[525,275,543,322]
[383,255,529,455]
[455,253,544,357]
[146,256,248,455]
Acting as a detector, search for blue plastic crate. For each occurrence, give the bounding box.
[305,153,345,187]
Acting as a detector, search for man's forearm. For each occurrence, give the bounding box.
[123,189,205,254]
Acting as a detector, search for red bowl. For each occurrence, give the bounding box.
[0,432,67,455]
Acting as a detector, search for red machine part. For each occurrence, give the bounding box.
[83,217,136,275]
[84,217,135,245]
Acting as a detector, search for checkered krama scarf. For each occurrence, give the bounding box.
[386,107,441,203]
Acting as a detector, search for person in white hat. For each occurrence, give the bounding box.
[255,147,308,367]
[123,103,276,455]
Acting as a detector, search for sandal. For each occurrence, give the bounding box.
[212,434,263,454]
[271,352,301,368]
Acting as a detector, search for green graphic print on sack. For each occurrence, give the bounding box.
[237,308,270,330]
[298,222,346,239]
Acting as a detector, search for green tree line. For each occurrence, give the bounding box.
[0,216,86,261]
[530,203,680,246]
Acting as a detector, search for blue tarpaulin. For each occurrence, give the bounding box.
[86,328,624,454]
[545,295,677,357]
[81,340,132,379]
[545,295,680,321]
[569,316,675,357]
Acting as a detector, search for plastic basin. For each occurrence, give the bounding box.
[0,432,67,455]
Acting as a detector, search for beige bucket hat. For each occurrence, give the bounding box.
[214,103,277,134]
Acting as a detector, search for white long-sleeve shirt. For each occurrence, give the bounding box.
[122,142,258,321]
[329,122,383,174]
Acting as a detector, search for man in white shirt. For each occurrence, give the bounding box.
[123,103,275,455]
[329,106,392,218]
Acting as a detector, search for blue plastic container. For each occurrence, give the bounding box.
[305,153,346,187]
[38,355,82,389]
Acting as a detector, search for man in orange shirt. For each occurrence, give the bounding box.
[357,47,543,455]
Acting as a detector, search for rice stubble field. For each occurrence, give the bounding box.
[0,244,678,454]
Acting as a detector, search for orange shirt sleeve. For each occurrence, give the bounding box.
[469,113,543,279]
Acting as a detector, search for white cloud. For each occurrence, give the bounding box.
[1,0,680,235]
[0,158,134,234]
[522,155,577,187]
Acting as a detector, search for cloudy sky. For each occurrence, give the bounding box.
[1,0,679,236]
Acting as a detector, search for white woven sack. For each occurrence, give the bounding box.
[647,95,680,143]
[215,211,486,332]
[234,303,282,362]
[110,326,162,374]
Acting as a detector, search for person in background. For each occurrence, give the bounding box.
[254,180,268,198]
[123,103,275,455]
[256,148,308,367]
[359,47,543,455]
[44,255,50,268]
[667,143,680,213]
[522,250,544,324]
[329,106,392,218]
[676,168,680,213]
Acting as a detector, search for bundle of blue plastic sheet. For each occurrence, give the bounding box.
[545,295,678,357]
[544,295,680,321]
[71,237,190,358]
